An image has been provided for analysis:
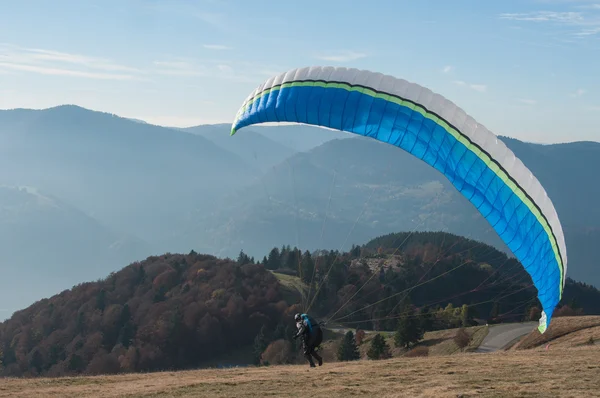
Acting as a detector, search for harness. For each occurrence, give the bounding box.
[301,313,313,333]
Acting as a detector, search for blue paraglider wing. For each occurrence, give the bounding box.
[231,66,567,334]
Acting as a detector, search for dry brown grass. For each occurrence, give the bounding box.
[533,326,600,349]
[1,346,598,397]
[512,316,600,350]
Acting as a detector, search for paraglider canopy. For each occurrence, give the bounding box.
[231,66,567,334]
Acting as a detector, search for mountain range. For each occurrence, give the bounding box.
[0,104,598,317]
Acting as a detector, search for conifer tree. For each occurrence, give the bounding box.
[367,334,391,360]
[337,331,360,361]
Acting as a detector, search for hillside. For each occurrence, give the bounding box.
[1,346,598,397]
[195,135,600,287]
[251,123,350,152]
[2,232,599,378]
[511,316,600,350]
[0,105,259,246]
[183,124,296,172]
[0,106,263,313]
[183,123,348,171]
[0,186,150,315]
[0,251,292,377]
[0,107,351,313]
[184,137,502,259]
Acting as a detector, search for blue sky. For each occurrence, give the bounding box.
[0,0,599,143]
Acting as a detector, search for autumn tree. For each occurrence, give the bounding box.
[261,339,293,365]
[355,329,366,345]
[454,328,471,350]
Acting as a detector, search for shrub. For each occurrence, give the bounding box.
[261,339,293,365]
[454,328,471,349]
[554,305,584,317]
[405,346,429,358]
[355,329,366,346]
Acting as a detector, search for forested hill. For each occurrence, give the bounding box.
[1,232,599,378]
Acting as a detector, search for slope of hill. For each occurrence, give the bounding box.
[0,252,291,377]
[511,316,600,350]
[2,232,599,378]
[195,135,600,287]
[0,105,259,246]
[0,185,150,317]
[183,124,296,171]
[252,123,351,152]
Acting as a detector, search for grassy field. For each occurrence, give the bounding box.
[3,317,600,397]
[271,271,308,304]
[1,345,598,397]
[346,325,490,358]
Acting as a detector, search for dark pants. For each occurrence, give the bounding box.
[302,328,323,367]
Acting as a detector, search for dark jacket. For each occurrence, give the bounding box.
[294,314,321,342]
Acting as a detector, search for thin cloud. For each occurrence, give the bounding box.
[0,62,136,80]
[203,44,232,50]
[153,60,208,77]
[500,11,584,23]
[0,44,141,80]
[25,48,141,72]
[453,80,487,92]
[442,65,453,73]
[152,58,254,82]
[315,51,367,62]
[577,3,600,10]
[470,84,487,92]
[499,8,600,37]
[573,26,600,35]
[518,98,538,105]
[570,88,587,97]
[217,64,233,73]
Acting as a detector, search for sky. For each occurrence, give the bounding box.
[0,0,599,144]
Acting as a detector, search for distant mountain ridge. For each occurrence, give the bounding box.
[0,104,598,318]
[185,135,600,288]
[0,185,151,314]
